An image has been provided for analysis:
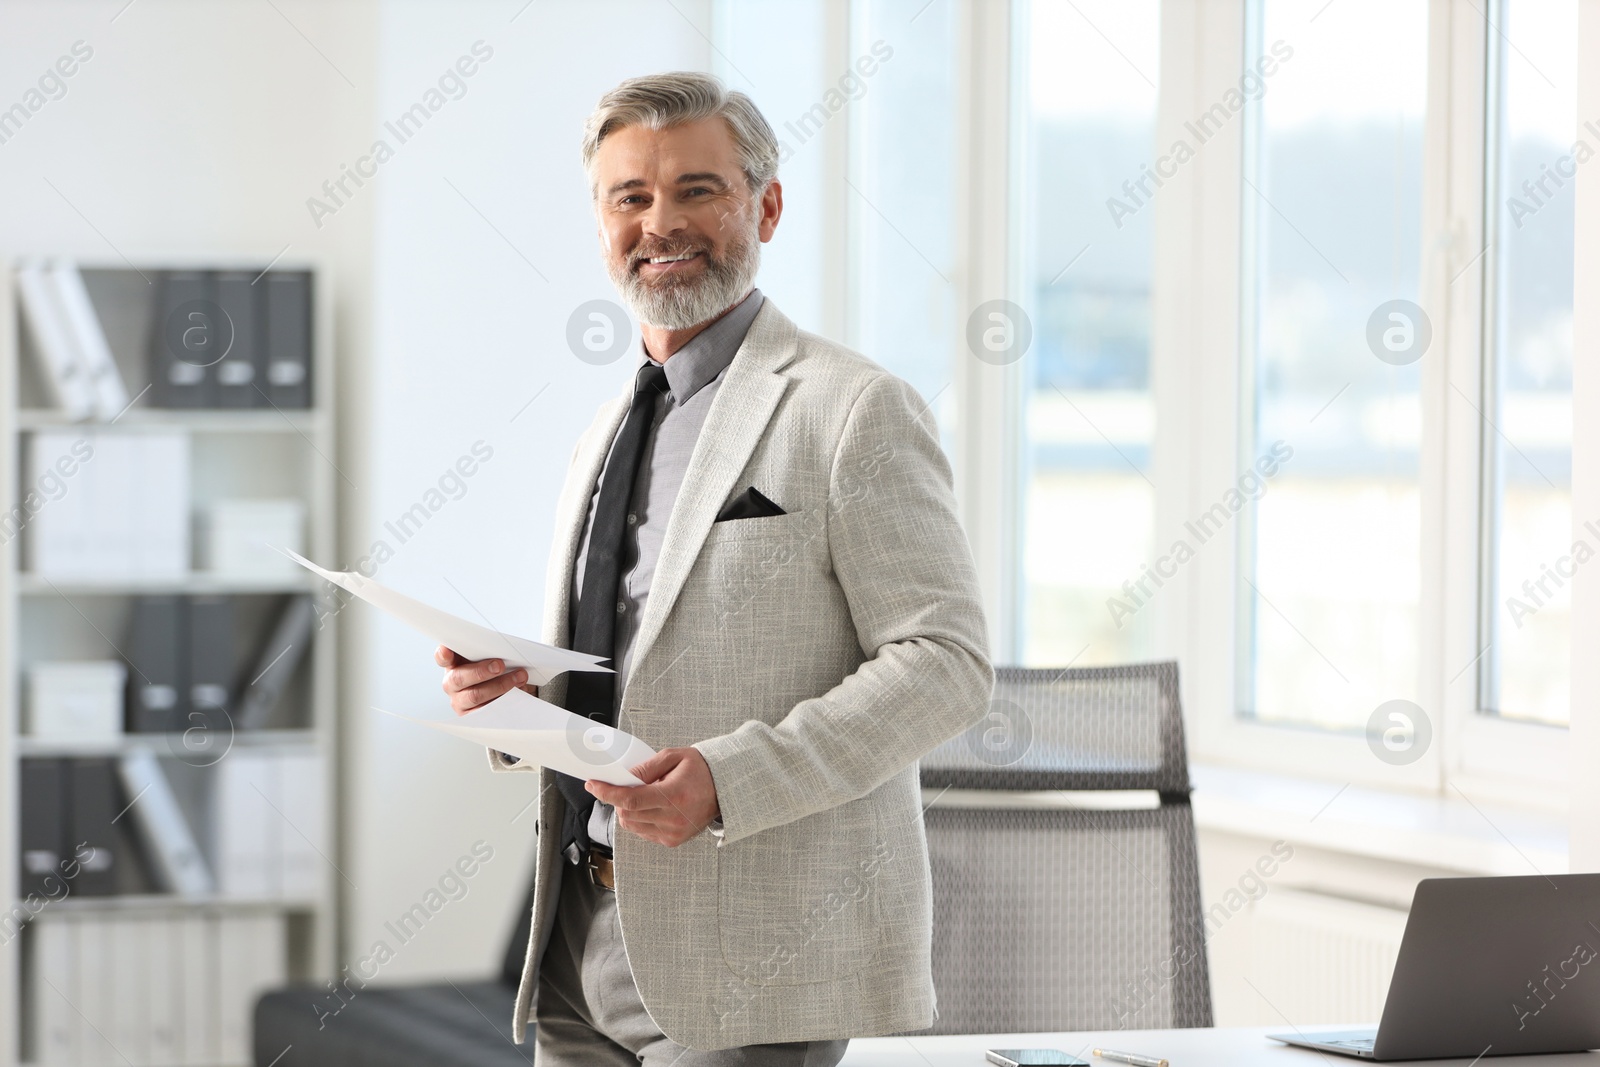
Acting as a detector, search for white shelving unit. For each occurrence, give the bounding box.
[0,256,340,1067]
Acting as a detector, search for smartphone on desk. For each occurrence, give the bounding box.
[985,1051,1090,1067]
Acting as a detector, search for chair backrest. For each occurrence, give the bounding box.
[917,661,1212,1034]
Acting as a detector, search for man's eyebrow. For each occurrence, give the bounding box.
[676,172,730,189]
[605,172,733,197]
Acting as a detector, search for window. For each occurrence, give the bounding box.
[1235,0,1428,729]
[1478,0,1577,726]
[718,0,1586,791]
[847,0,958,420]
[711,0,837,336]
[1015,0,1160,667]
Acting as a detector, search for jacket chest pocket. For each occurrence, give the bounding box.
[701,509,824,607]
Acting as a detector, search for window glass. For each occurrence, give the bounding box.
[850,0,958,417]
[1237,0,1427,728]
[1018,0,1160,666]
[1481,0,1576,725]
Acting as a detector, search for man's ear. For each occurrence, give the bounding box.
[758,179,783,243]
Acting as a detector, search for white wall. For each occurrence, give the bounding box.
[343,0,715,980]
[0,0,724,983]
[0,0,375,323]
[0,0,380,972]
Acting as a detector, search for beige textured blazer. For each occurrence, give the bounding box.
[490,297,993,1050]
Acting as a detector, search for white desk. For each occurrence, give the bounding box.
[839,1026,1600,1066]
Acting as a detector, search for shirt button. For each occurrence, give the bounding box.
[627,513,637,525]
[617,601,626,614]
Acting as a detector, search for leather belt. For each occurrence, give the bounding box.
[584,846,615,891]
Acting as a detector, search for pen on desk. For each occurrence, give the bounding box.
[1093,1048,1168,1067]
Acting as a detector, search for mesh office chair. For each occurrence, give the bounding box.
[916,661,1212,1035]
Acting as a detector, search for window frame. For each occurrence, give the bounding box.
[1450,0,1573,794]
[744,0,1575,803]
[1170,0,1568,802]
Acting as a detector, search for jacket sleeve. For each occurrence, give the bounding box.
[693,373,994,845]
[486,748,535,772]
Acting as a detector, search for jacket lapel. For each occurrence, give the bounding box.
[625,301,799,681]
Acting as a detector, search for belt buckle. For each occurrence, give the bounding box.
[585,846,615,891]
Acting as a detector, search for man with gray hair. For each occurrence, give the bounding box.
[437,70,992,1065]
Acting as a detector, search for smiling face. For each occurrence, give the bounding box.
[592,116,781,330]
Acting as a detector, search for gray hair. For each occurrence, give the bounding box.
[581,71,779,198]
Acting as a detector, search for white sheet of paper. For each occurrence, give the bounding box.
[284,549,609,686]
[375,687,655,786]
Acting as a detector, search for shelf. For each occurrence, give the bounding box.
[15,894,318,915]
[3,255,342,1054]
[16,572,317,596]
[16,729,319,758]
[17,408,325,434]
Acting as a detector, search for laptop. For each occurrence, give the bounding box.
[1269,874,1600,1061]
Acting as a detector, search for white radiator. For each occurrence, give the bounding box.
[1246,887,1410,1025]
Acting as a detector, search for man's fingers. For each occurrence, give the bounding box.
[628,748,684,784]
[624,811,700,836]
[585,780,629,807]
[616,809,669,833]
[458,675,524,708]
[445,660,526,694]
[456,671,527,702]
[587,779,670,811]
[616,809,694,839]
[451,658,506,689]
[592,781,690,821]
[437,651,536,717]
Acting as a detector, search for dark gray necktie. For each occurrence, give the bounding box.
[557,360,669,854]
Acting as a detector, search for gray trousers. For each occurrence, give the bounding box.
[533,855,850,1067]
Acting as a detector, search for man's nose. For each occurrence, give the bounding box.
[639,196,690,239]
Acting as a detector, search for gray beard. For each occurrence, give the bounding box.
[608,210,762,330]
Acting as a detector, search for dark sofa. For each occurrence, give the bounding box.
[253,872,537,1066]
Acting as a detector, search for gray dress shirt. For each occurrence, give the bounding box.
[570,287,766,851]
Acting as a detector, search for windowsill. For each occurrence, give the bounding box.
[1190,763,1569,876]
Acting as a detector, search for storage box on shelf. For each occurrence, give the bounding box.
[1,257,338,1067]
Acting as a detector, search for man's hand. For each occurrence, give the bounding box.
[435,645,535,716]
[586,747,720,848]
